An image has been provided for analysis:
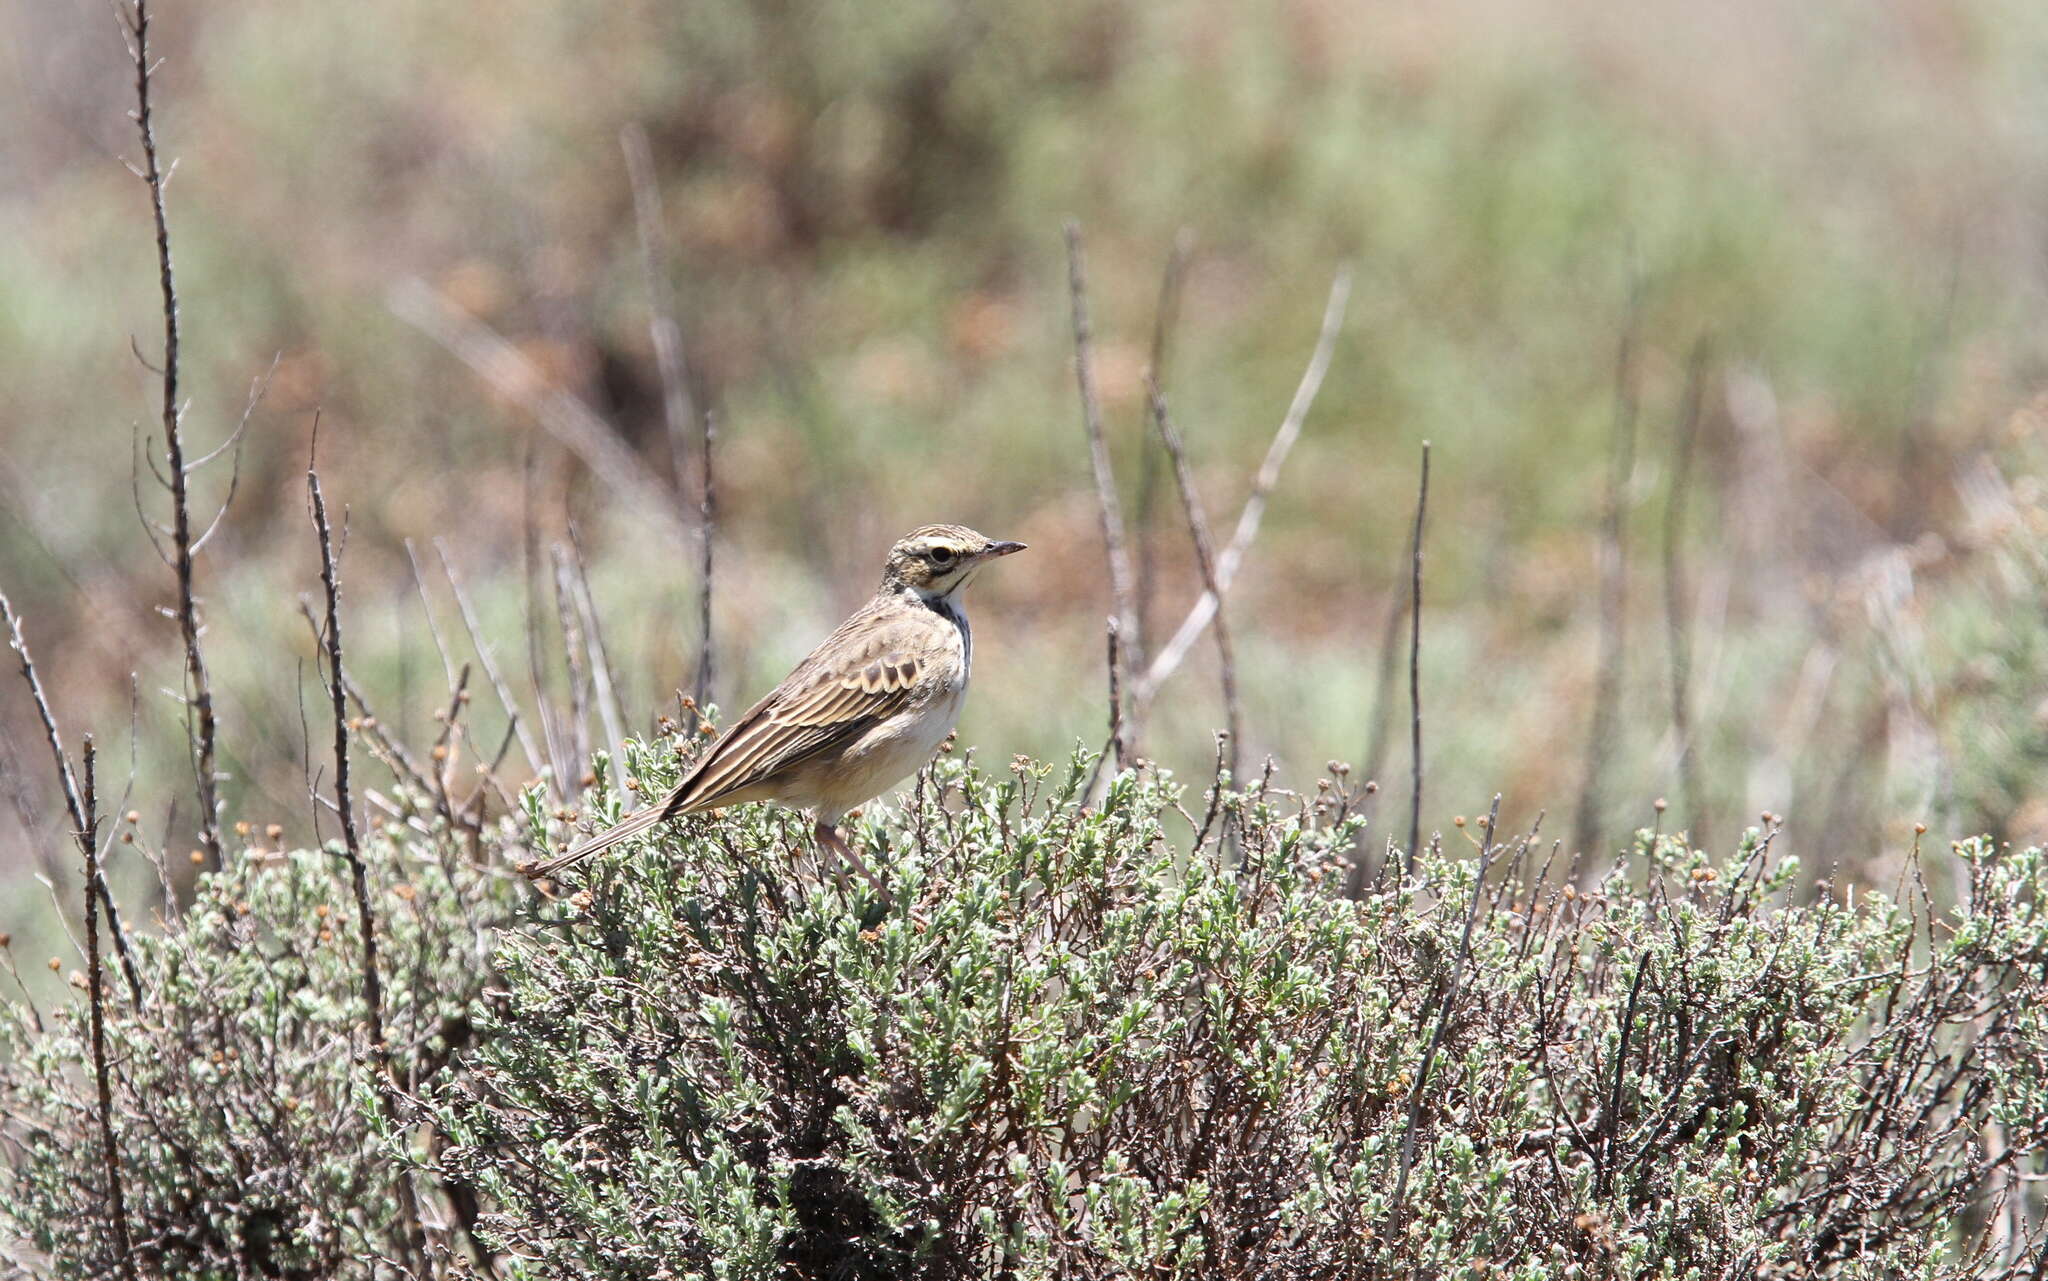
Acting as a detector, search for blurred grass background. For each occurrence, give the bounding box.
[7,0,2048,963]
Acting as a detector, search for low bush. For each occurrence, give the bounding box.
[5,739,2047,1278]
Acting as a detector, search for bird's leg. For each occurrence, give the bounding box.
[813,819,886,897]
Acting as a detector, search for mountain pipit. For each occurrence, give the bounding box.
[525,524,1025,879]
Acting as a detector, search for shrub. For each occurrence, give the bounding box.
[0,818,518,1277]
[423,742,2048,1278]
[5,740,2046,1277]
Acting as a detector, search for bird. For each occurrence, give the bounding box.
[523,523,1026,879]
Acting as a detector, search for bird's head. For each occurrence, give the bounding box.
[882,524,1026,600]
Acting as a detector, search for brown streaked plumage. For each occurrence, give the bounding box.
[525,524,1025,878]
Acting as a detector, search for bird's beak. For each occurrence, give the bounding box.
[982,540,1027,558]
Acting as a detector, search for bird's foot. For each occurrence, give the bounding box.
[814,819,888,900]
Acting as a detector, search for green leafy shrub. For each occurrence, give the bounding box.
[5,741,2047,1277]
[424,743,2048,1278]
[0,820,519,1277]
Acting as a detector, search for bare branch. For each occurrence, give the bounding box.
[184,354,276,472]
[1135,267,1351,702]
[76,737,137,1277]
[403,539,459,693]
[432,538,543,777]
[1131,228,1195,680]
[1065,222,1138,769]
[693,408,717,718]
[1,590,143,1005]
[306,449,387,1076]
[1081,617,1127,804]
[1407,441,1431,873]
[186,358,277,555]
[551,545,593,773]
[123,0,224,870]
[565,521,627,778]
[1145,378,1241,784]
[126,428,172,566]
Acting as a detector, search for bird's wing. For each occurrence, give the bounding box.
[524,597,947,880]
[657,603,939,818]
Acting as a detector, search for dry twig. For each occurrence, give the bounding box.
[77,737,137,1277]
[123,0,230,870]
[1135,267,1351,704]
[1132,230,1195,675]
[693,408,717,718]
[1407,442,1431,872]
[307,454,387,1076]
[1145,379,1241,782]
[1065,223,1138,767]
[1,591,143,1005]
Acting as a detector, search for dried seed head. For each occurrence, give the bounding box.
[189,850,205,865]
[124,810,140,824]
[234,820,252,837]
[1654,798,1668,813]
[266,824,284,840]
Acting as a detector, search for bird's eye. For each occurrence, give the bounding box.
[928,546,956,566]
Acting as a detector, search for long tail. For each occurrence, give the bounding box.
[522,799,675,878]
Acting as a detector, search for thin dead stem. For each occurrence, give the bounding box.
[306,453,387,1074]
[1065,222,1138,768]
[1145,378,1241,783]
[1407,442,1431,873]
[694,408,717,718]
[1135,267,1351,704]
[78,737,137,1277]
[1,590,143,1005]
[123,0,227,871]
[1132,229,1195,681]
